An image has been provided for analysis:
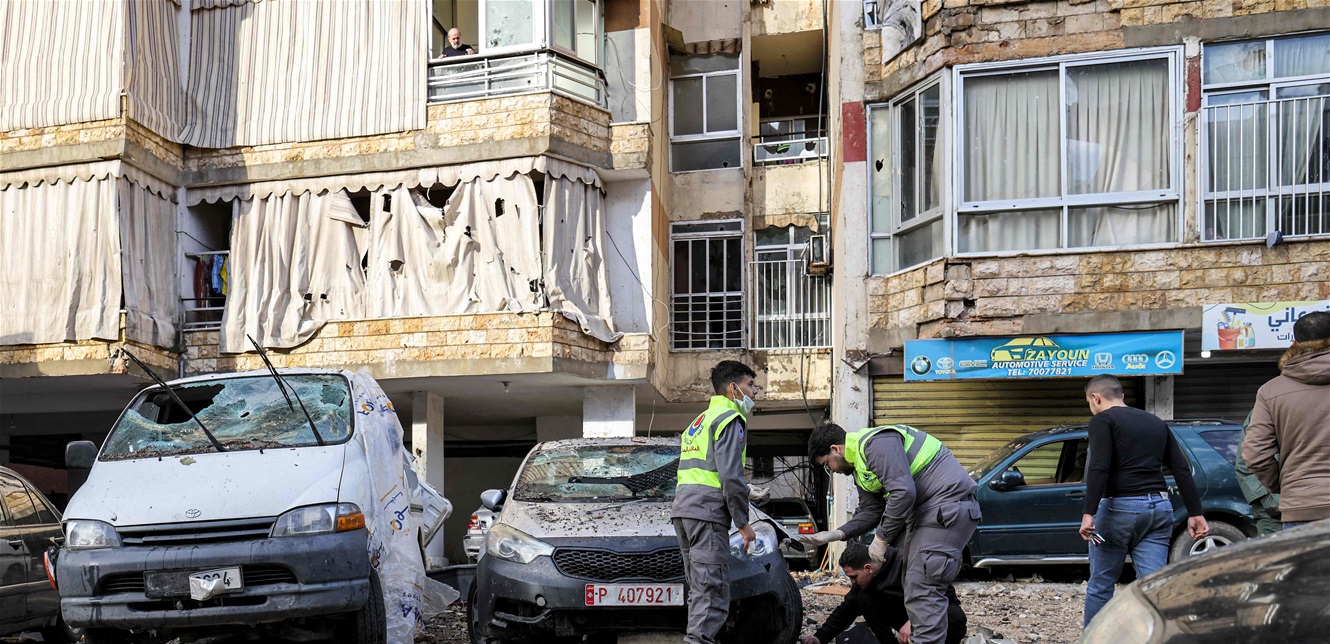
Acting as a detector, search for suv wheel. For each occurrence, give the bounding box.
[1169,520,1246,562]
[340,571,386,644]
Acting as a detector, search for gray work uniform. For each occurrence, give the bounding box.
[837,431,981,644]
[671,412,749,644]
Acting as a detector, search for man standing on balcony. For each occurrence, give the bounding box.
[672,360,758,644]
[436,27,475,58]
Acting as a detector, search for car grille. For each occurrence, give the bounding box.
[98,565,298,595]
[117,517,276,546]
[552,548,684,582]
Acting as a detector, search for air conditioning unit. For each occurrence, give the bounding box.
[805,234,830,275]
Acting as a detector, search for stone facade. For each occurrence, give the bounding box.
[0,117,126,159]
[0,333,177,379]
[661,349,833,403]
[610,122,652,171]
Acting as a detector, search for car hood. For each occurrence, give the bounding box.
[500,499,784,540]
[64,446,347,526]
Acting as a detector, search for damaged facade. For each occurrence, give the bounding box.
[0,0,833,565]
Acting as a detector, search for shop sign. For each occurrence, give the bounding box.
[1202,300,1330,351]
[904,331,1185,381]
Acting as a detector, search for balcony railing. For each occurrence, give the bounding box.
[1201,92,1329,241]
[749,258,831,350]
[753,116,828,165]
[183,251,228,331]
[428,49,607,108]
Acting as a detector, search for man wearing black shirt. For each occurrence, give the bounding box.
[1078,375,1209,627]
[800,543,966,644]
[436,28,476,58]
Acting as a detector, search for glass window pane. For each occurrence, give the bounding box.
[1010,442,1065,486]
[756,226,791,247]
[690,240,708,293]
[671,138,742,172]
[1205,91,1268,193]
[899,96,918,221]
[673,240,690,294]
[921,84,942,213]
[895,219,943,271]
[673,221,742,235]
[1278,195,1330,237]
[1203,41,1266,85]
[553,0,574,51]
[1204,199,1267,241]
[1273,34,1330,79]
[724,238,743,292]
[1198,430,1241,465]
[706,74,739,133]
[1272,86,1329,188]
[670,53,739,75]
[672,78,704,136]
[963,71,1060,202]
[483,0,535,49]
[708,239,726,292]
[1068,203,1175,248]
[575,0,598,63]
[1066,59,1171,194]
[958,209,1061,253]
[869,107,893,234]
[1,480,39,526]
[871,238,891,275]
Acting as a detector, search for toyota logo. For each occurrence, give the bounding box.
[185,509,202,519]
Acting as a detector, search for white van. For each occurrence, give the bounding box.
[55,368,444,644]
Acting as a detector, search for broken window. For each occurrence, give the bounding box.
[101,374,354,460]
[868,76,946,275]
[514,444,679,501]
[670,53,742,172]
[671,221,743,350]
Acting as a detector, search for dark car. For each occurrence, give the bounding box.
[1,466,70,641]
[468,438,802,644]
[762,497,821,570]
[1081,519,1330,643]
[966,420,1254,569]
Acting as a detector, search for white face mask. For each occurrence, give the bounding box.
[732,386,755,416]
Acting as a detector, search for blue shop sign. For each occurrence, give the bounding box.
[904,331,1185,381]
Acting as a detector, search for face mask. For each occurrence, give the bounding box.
[732,386,755,416]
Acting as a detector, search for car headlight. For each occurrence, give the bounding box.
[1080,584,1162,644]
[485,523,554,564]
[65,520,122,550]
[729,521,779,559]
[271,503,365,538]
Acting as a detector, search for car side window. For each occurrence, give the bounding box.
[1008,442,1065,486]
[0,474,41,526]
[1057,439,1089,484]
[1197,430,1241,465]
[25,484,59,525]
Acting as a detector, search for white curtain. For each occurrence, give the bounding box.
[543,176,619,343]
[119,178,180,348]
[0,0,124,131]
[127,0,186,143]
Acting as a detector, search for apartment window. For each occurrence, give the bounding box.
[869,78,947,274]
[552,0,600,65]
[670,54,742,172]
[1201,33,1330,241]
[956,50,1181,253]
[672,221,743,350]
[751,225,831,350]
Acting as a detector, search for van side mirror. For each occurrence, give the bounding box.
[989,469,1026,491]
[480,489,507,512]
[66,441,98,469]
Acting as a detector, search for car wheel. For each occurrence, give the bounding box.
[342,571,386,644]
[1169,520,1246,562]
[772,574,804,643]
[467,583,504,644]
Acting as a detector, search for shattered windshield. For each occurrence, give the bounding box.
[101,374,354,460]
[515,444,679,502]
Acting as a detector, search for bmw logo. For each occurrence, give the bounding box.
[185,509,202,519]
[910,356,933,375]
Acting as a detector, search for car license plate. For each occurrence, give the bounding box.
[190,567,243,592]
[585,583,683,606]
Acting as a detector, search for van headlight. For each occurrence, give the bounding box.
[271,503,365,537]
[729,521,779,559]
[66,520,122,550]
[485,524,554,564]
[1081,584,1162,644]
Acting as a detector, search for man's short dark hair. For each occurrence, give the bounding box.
[839,542,872,570]
[1085,375,1124,400]
[1293,311,1330,343]
[711,360,756,395]
[808,422,847,459]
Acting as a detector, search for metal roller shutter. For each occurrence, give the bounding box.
[1174,361,1279,422]
[871,377,1142,467]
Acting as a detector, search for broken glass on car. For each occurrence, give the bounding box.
[515,445,679,501]
[101,375,354,460]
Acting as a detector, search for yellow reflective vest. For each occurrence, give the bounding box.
[677,396,747,489]
[845,425,942,494]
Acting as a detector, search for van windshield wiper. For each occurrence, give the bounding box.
[119,349,226,453]
[247,335,326,446]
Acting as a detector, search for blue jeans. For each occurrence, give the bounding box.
[1084,494,1173,626]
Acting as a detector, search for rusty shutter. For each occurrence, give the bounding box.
[1174,361,1279,423]
[871,377,1142,467]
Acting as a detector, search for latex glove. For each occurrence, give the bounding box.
[869,535,889,562]
[797,529,844,547]
[748,485,771,504]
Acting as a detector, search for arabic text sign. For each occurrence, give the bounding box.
[904,331,1185,381]
[1201,301,1330,351]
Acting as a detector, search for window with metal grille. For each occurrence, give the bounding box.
[751,225,831,350]
[671,221,744,350]
[1201,33,1330,241]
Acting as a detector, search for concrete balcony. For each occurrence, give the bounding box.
[661,348,833,404]
[610,122,651,173]
[0,313,177,381]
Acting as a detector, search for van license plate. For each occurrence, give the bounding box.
[584,583,683,606]
[190,567,243,592]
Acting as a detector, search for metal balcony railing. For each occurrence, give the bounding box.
[427,49,607,108]
[753,116,828,165]
[748,258,831,350]
[1201,92,1330,241]
[183,251,228,331]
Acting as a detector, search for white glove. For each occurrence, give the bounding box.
[869,535,889,562]
[748,485,771,504]
[797,529,844,547]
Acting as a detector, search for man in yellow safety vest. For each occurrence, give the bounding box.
[800,423,981,644]
[671,360,758,644]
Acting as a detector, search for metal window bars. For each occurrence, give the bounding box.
[427,49,607,108]
[753,116,828,165]
[1202,92,1330,241]
[748,257,832,350]
[182,251,229,331]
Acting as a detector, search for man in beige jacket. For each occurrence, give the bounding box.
[1242,310,1330,529]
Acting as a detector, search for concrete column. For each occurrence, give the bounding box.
[583,385,636,437]
[1145,375,1175,420]
[412,391,446,569]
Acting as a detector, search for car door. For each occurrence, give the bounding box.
[975,437,1090,558]
[0,474,32,626]
[18,480,62,619]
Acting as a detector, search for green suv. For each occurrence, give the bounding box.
[965,420,1255,569]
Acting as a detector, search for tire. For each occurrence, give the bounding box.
[467,584,501,644]
[771,574,804,644]
[1169,520,1247,562]
[347,572,387,644]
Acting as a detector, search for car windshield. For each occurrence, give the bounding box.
[968,439,1032,480]
[514,444,679,501]
[101,374,353,460]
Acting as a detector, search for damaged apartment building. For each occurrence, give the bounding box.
[0,0,836,565]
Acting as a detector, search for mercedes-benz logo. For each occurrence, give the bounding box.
[1155,351,1177,370]
[185,509,202,519]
